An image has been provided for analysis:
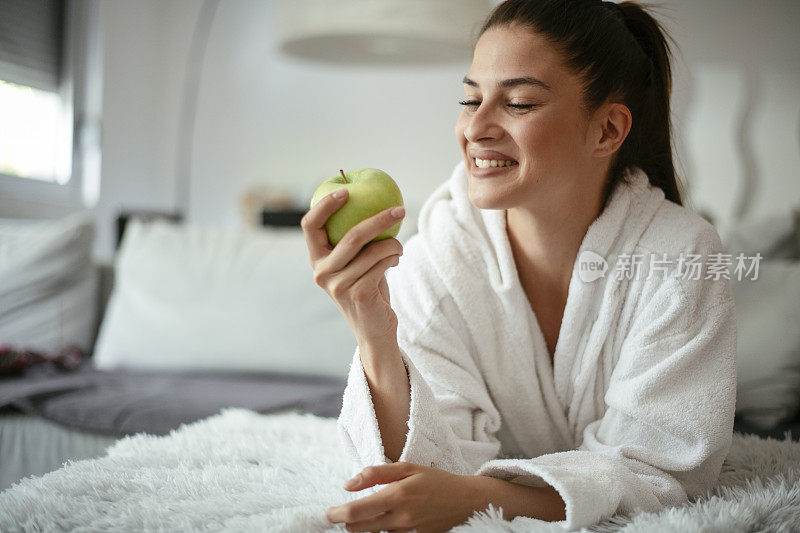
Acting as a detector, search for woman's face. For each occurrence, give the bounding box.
[455,24,602,213]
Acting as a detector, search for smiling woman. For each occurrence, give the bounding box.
[322,1,738,532]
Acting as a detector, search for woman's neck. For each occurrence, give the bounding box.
[506,183,605,293]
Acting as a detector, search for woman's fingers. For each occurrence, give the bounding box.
[325,252,400,301]
[351,254,401,291]
[378,276,390,304]
[301,189,349,263]
[325,206,405,272]
[326,491,393,525]
[327,238,403,287]
[337,511,400,533]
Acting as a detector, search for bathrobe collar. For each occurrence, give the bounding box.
[417,161,666,436]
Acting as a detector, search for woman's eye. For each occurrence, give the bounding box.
[457,100,536,110]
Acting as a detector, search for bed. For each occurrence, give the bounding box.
[0,359,346,492]
[0,214,354,494]
[1,209,799,531]
[1,409,799,532]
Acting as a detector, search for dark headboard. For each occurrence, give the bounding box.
[115,210,183,249]
[260,208,307,228]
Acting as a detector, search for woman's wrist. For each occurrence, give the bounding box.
[357,336,403,379]
[355,325,398,352]
[357,334,397,354]
[470,475,567,523]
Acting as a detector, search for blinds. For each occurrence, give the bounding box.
[0,0,65,92]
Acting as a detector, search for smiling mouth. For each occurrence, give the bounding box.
[472,157,519,168]
[469,157,519,177]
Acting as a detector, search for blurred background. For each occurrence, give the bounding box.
[1,1,800,493]
[0,0,797,259]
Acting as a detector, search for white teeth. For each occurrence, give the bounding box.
[474,158,517,169]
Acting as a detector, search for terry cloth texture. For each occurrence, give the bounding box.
[338,160,738,530]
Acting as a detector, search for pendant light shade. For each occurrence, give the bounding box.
[277,0,493,65]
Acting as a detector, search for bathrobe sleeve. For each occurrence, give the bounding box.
[475,259,738,529]
[336,235,504,476]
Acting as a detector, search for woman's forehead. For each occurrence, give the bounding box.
[470,26,567,87]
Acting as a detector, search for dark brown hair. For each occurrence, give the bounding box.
[476,0,683,207]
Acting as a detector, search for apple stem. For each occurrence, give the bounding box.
[339,169,348,183]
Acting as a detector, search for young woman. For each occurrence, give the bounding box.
[304,1,737,531]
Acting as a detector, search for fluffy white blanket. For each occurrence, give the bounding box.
[1,408,798,532]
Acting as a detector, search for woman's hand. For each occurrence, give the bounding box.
[302,188,406,347]
[326,463,485,533]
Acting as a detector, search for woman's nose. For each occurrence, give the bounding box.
[464,105,503,142]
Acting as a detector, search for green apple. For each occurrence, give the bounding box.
[310,168,404,246]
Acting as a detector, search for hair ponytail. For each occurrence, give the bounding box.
[613,1,681,206]
[477,0,684,207]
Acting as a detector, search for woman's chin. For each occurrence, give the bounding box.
[467,171,521,211]
[467,189,510,211]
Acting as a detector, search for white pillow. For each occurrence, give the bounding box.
[0,212,97,353]
[92,219,357,378]
[732,259,800,429]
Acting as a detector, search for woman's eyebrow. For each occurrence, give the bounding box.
[462,76,551,91]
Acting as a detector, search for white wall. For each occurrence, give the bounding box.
[12,0,797,260]
[188,0,467,239]
[91,0,202,259]
[666,0,800,230]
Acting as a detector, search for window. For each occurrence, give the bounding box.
[0,0,102,213]
[0,80,71,183]
[0,0,71,184]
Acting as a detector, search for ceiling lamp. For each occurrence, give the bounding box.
[277,0,493,65]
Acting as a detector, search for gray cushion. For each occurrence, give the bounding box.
[0,213,97,353]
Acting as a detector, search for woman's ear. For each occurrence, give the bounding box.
[592,102,632,158]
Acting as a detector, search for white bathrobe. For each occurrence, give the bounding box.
[337,160,737,530]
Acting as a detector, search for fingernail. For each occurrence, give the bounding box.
[343,474,361,489]
[333,189,347,199]
[391,206,405,218]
